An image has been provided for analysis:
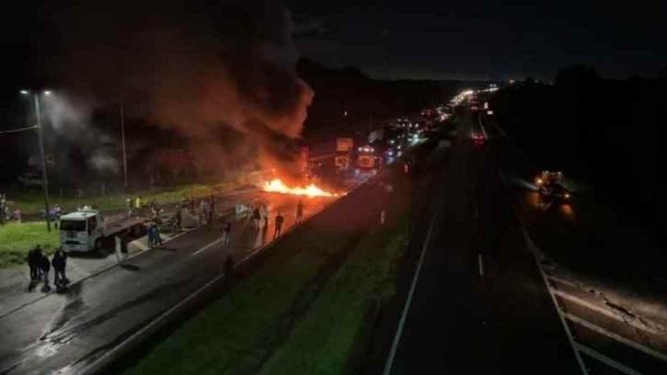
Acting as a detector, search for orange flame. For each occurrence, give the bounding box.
[263,179,336,198]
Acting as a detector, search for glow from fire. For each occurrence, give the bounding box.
[263,179,336,198]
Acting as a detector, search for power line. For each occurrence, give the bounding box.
[0,125,38,135]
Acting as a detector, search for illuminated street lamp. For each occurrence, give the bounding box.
[20,89,52,232]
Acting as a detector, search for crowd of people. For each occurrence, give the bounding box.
[0,193,22,225]
[15,191,307,294]
[26,245,69,292]
[249,200,303,240]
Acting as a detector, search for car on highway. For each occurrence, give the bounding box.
[471,132,485,146]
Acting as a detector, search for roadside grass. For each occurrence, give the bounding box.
[259,216,409,375]
[6,171,263,213]
[0,222,60,268]
[9,183,227,213]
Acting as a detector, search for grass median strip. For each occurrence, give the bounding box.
[123,224,365,375]
[258,216,409,375]
[121,176,412,375]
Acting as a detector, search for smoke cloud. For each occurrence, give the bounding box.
[42,0,313,183]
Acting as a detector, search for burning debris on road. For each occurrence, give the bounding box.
[262,179,336,198]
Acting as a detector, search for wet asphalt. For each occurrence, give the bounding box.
[0,189,334,374]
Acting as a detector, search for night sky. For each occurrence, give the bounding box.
[2,0,666,93]
[286,0,667,80]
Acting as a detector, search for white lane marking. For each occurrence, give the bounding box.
[547,275,581,289]
[517,221,589,375]
[565,312,667,365]
[575,342,644,375]
[553,290,661,336]
[478,254,484,276]
[191,236,226,257]
[478,115,488,139]
[383,210,439,375]
[78,271,228,375]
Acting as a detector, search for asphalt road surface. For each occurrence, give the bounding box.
[0,188,335,374]
[481,113,667,374]
[385,113,582,374]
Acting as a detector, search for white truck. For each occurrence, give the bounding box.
[59,208,145,252]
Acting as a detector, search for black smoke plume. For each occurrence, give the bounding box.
[41,0,313,183]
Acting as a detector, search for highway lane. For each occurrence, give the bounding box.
[481,113,667,374]
[0,189,334,374]
[385,113,580,374]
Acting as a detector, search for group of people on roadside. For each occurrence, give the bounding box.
[147,222,163,247]
[0,193,22,225]
[26,246,69,292]
[249,200,304,240]
[198,195,216,228]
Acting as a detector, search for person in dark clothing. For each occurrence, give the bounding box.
[252,207,261,230]
[40,254,51,292]
[52,249,68,287]
[207,207,214,230]
[31,246,44,281]
[274,212,284,239]
[27,247,38,281]
[295,201,304,224]
[175,207,182,231]
[223,221,232,246]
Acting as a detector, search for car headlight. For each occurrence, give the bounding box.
[564,193,570,199]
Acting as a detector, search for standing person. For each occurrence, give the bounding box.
[134,196,142,217]
[260,205,269,237]
[295,200,304,224]
[147,223,156,247]
[209,195,216,215]
[199,199,208,226]
[174,206,182,232]
[40,253,51,292]
[126,198,133,218]
[53,204,62,229]
[52,248,68,288]
[26,247,38,282]
[120,234,129,261]
[0,193,6,226]
[273,212,284,239]
[207,202,214,230]
[252,206,261,230]
[115,234,123,264]
[154,224,163,247]
[223,221,232,247]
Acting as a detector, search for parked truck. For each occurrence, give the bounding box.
[59,208,145,252]
[335,137,354,170]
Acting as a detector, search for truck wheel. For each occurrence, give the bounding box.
[94,238,103,251]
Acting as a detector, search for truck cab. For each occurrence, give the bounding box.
[357,145,378,169]
[60,209,106,252]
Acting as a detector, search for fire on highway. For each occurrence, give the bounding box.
[262,178,338,198]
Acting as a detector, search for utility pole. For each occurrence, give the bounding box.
[34,94,51,232]
[119,103,128,190]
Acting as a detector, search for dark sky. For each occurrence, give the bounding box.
[286,0,667,80]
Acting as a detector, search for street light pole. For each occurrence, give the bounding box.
[34,94,51,232]
[119,103,128,190]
